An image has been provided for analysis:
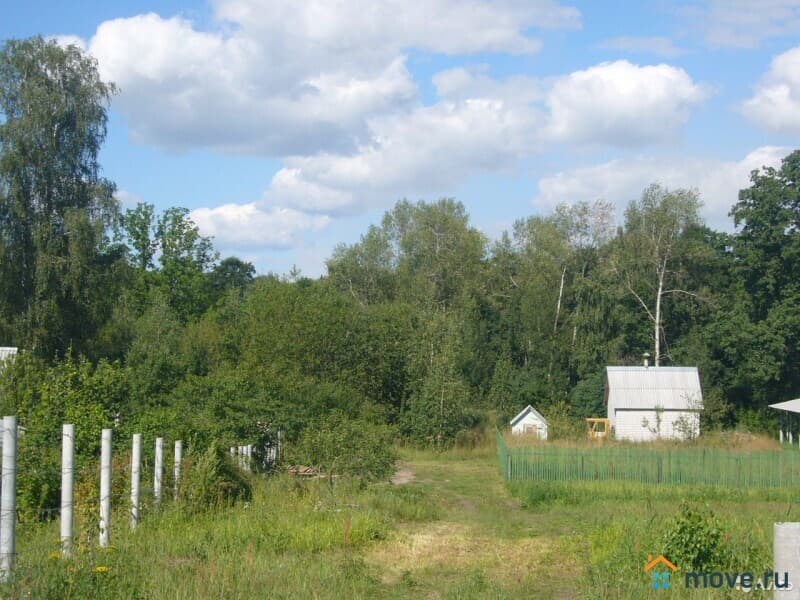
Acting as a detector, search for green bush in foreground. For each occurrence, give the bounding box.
[662,501,727,572]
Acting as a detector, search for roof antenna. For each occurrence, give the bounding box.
[643,352,651,368]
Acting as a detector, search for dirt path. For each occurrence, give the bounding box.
[366,451,581,598]
[390,466,416,485]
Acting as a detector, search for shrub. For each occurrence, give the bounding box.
[178,442,252,512]
[662,501,728,571]
[291,412,396,484]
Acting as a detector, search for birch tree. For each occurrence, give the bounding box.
[619,185,701,366]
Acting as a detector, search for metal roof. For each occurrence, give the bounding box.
[606,366,703,411]
[769,399,800,414]
[510,404,548,427]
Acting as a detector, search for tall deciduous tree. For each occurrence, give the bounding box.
[618,185,702,366]
[122,202,157,271]
[155,207,218,321]
[729,150,800,403]
[0,36,119,356]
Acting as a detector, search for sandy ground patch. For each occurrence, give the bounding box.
[391,467,416,485]
[366,521,552,585]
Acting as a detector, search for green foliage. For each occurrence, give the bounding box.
[125,293,186,404]
[155,207,218,321]
[0,36,121,357]
[0,353,123,517]
[292,412,397,483]
[543,401,584,440]
[179,442,252,511]
[486,353,517,423]
[568,369,606,419]
[662,501,728,572]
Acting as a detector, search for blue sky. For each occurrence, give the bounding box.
[4,1,800,276]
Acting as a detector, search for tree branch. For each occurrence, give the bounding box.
[626,275,656,323]
[662,289,705,301]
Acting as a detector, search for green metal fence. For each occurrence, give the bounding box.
[496,429,800,488]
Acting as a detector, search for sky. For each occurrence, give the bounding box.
[3,0,800,277]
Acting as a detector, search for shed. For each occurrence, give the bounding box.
[510,405,548,439]
[605,366,703,442]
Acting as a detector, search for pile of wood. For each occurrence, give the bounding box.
[286,465,319,477]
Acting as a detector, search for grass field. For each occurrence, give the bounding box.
[3,439,798,598]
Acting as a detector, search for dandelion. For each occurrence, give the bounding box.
[48,551,60,560]
[94,565,109,574]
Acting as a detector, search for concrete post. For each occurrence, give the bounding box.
[99,428,112,548]
[173,440,182,500]
[774,522,800,598]
[0,416,17,581]
[60,424,75,556]
[130,433,142,529]
[154,437,163,503]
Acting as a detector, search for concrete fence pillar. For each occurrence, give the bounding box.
[60,424,75,556]
[774,522,800,599]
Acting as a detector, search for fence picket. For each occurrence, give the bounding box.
[495,429,800,490]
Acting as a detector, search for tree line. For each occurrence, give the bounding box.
[1,36,798,473]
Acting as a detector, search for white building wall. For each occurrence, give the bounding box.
[511,413,548,439]
[614,410,700,442]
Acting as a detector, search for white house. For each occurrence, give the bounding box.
[605,366,703,442]
[510,405,548,439]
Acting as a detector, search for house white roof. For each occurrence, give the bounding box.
[769,399,800,414]
[510,404,548,427]
[606,366,703,411]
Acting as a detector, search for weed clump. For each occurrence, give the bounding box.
[178,442,251,511]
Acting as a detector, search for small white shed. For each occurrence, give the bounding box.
[606,366,703,442]
[510,405,548,439]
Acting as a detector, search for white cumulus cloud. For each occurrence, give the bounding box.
[81,1,579,155]
[742,47,800,134]
[545,61,709,146]
[190,203,330,249]
[535,146,789,230]
[697,0,800,48]
[262,96,543,215]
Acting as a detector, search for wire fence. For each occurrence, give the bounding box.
[496,429,800,489]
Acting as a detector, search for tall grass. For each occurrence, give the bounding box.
[2,473,440,599]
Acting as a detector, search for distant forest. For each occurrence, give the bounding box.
[2,36,799,455]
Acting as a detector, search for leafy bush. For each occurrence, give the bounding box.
[178,442,252,511]
[662,501,728,571]
[291,412,396,484]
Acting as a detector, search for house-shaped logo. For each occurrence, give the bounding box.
[645,555,678,590]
